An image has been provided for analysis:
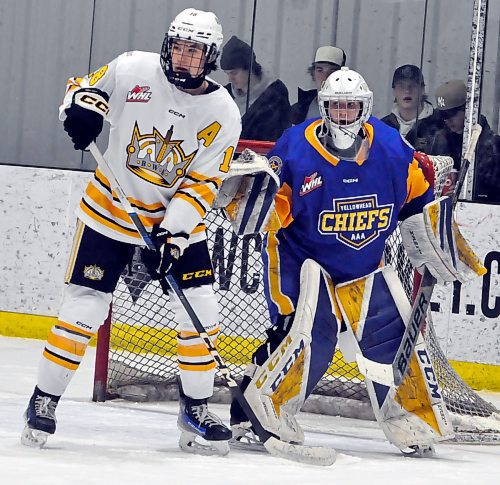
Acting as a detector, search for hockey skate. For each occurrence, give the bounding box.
[177,395,231,456]
[21,386,60,448]
[400,444,436,458]
[229,421,265,451]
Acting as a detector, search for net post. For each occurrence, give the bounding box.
[92,305,112,402]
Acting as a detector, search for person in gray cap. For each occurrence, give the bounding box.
[426,79,500,202]
[290,45,346,124]
[220,35,291,141]
[382,64,443,150]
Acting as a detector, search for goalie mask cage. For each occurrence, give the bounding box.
[93,140,499,443]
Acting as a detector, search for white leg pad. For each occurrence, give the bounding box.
[243,259,322,443]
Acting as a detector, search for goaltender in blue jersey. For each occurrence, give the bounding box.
[230,67,486,458]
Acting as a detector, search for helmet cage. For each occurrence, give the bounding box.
[160,35,216,89]
[318,94,372,139]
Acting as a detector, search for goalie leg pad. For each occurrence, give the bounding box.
[239,259,339,443]
[335,266,454,450]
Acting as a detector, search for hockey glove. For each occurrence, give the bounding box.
[64,88,109,150]
[141,224,189,280]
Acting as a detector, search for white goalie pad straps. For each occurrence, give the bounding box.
[213,149,280,235]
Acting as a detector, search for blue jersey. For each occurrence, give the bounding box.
[262,116,433,318]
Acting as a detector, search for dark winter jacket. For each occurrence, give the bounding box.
[381,109,444,152]
[224,80,291,141]
[425,115,500,203]
[290,88,317,125]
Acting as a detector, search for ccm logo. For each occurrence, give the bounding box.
[182,269,213,280]
[343,178,358,183]
[169,109,185,118]
[77,93,109,116]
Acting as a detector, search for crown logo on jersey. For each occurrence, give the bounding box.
[299,172,323,196]
[83,264,104,281]
[318,194,394,250]
[126,122,196,187]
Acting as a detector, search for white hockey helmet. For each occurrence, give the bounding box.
[161,8,223,89]
[318,67,373,150]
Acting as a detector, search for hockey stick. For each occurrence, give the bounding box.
[86,142,336,466]
[356,123,482,387]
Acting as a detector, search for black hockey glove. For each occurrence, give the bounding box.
[141,224,189,280]
[63,88,109,150]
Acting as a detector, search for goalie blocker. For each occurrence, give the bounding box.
[232,259,455,455]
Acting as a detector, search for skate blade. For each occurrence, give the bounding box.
[229,426,265,452]
[179,432,230,457]
[21,425,49,448]
[401,444,436,458]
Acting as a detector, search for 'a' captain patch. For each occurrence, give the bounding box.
[318,195,394,250]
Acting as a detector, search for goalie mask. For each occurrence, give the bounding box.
[318,67,373,160]
[161,8,223,89]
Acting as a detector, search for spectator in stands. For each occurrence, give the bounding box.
[220,35,290,141]
[426,79,500,202]
[381,64,442,151]
[290,45,346,124]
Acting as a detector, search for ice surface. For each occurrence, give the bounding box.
[1,337,498,485]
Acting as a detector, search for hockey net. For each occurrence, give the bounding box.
[93,140,500,443]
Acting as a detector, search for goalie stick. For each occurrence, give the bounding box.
[86,141,336,467]
[356,124,482,387]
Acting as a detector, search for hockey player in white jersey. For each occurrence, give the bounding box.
[22,8,242,456]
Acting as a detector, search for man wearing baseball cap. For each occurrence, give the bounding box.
[427,80,500,202]
[290,45,346,124]
[382,64,443,150]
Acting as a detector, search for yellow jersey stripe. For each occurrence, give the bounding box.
[188,170,222,188]
[80,199,142,239]
[179,182,216,206]
[274,182,294,229]
[173,192,207,218]
[405,159,430,204]
[95,169,165,212]
[85,182,163,226]
[265,232,294,315]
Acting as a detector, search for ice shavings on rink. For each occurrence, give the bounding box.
[0,337,498,485]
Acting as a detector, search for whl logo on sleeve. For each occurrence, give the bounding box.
[299,172,323,196]
[127,85,152,102]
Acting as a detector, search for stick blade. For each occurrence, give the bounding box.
[263,436,336,466]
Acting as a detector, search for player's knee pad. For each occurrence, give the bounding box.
[172,285,220,399]
[335,266,454,450]
[242,259,329,443]
[58,283,112,333]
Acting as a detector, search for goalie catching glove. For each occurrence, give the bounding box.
[401,196,486,284]
[141,224,189,279]
[64,88,109,150]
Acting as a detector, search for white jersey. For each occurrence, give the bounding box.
[60,51,242,245]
